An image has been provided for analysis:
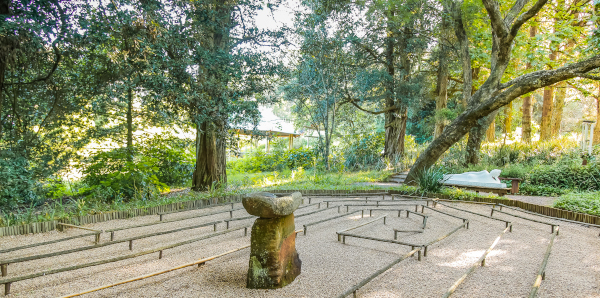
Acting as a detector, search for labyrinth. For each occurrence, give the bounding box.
[1,193,599,298]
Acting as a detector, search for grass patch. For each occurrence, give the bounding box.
[553,192,600,216]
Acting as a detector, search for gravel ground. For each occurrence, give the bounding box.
[504,195,558,206]
[1,196,599,298]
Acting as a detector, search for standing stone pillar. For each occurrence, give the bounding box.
[243,192,302,288]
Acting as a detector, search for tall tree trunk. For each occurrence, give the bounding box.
[541,38,558,141]
[464,66,489,165]
[551,81,566,137]
[191,1,232,191]
[452,0,472,110]
[0,57,5,139]
[504,102,512,136]
[521,93,532,143]
[487,118,496,141]
[522,24,537,143]
[383,10,405,158]
[192,121,227,191]
[0,0,10,139]
[126,87,134,159]
[434,38,449,138]
[540,85,554,141]
[595,84,600,145]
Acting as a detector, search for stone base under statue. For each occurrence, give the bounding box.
[246,213,301,289]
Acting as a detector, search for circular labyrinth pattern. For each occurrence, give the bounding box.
[0,193,599,298]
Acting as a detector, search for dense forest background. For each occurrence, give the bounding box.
[1,0,599,224]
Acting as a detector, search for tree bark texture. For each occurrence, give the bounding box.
[541,42,558,141]
[406,0,600,183]
[126,87,134,155]
[464,66,483,164]
[521,23,537,143]
[595,84,600,145]
[385,107,407,158]
[540,85,554,140]
[191,1,232,191]
[434,13,449,139]
[504,101,512,135]
[521,93,532,142]
[192,121,227,191]
[487,117,496,141]
[551,81,566,137]
[382,11,409,159]
[0,0,10,139]
[451,0,472,110]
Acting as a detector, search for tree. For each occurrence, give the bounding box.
[434,6,451,139]
[283,12,347,169]
[316,0,431,159]
[406,0,600,183]
[150,0,284,191]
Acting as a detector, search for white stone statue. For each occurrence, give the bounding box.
[443,169,505,188]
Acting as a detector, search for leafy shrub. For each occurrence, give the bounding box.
[81,148,168,202]
[341,132,384,169]
[415,167,448,194]
[227,147,315,173]
[529,162,600,191]
[0,152,41,208]
[520,184,571,196]
[553,192,600,216]
[139,134,195,186]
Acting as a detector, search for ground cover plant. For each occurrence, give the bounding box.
[553,192,600,216]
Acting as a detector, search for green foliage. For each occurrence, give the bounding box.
[0,153,41,208]
[139,134,195,186]
[81,149,168,203]
[227,147,315,173]
[520,184,571,197]
[415,167,448,194]
[553,192,600,216]
[529,162,600,192]
[341,132,385,169]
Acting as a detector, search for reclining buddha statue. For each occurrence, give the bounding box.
[442,169,505,188]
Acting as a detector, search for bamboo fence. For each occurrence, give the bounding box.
[0,194,245,237]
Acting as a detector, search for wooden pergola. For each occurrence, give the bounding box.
[232,129,301,152]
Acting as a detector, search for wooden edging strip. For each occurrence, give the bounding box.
[441,225,512,298]
[107,208,244,233]
[337,215,387,234]
[437,203,511,224]
[1,227,247,295]
[338,232,419,247]
[423,221,469,247]
[59,244,251,298]
[498,204,600,230]
[57,223,102,233]
[435,199,496,205]
[302,211,362,235]
[529,227,559,298]
[490,208,558,233]
[422,206,468,222]
[157,201,237,216]
[336,247,421,298]
[295,207,335,218]
[0,221,221,270]
[0,232,98,254]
